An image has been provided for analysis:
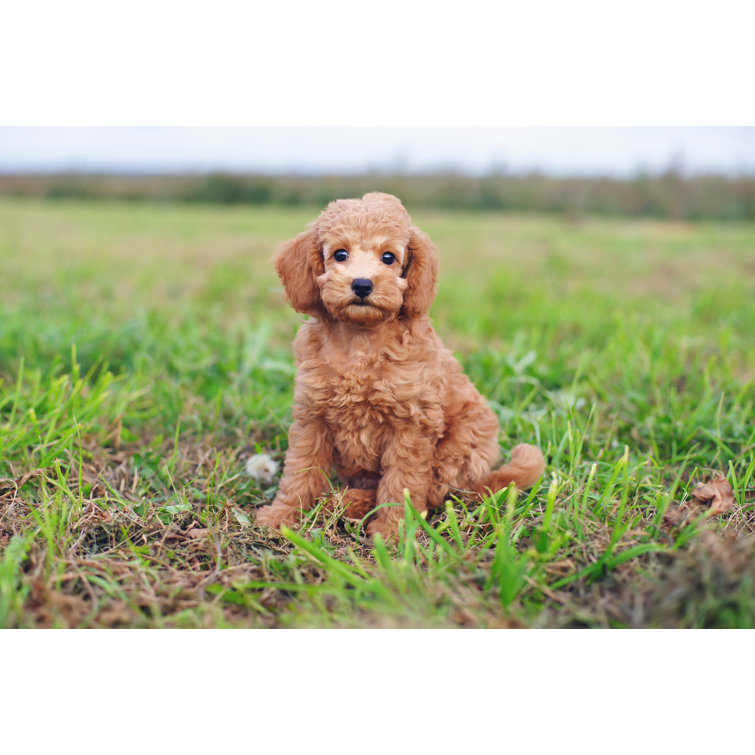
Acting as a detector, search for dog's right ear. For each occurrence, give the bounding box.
[273,227,325,316]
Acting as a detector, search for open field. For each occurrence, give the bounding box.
[0,197,753,628]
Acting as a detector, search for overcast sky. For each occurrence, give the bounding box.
[1,127,753,176]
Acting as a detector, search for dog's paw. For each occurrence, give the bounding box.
[366,515,399,541]
[339,488,377,520]
[365,518,384,538]
[256,504,299,529]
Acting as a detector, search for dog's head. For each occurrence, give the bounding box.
[274,192,438,325]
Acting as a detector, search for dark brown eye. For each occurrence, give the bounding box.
[381,252,396,265]
[333,249,348,262]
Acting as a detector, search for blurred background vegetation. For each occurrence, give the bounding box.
[1,168,754,221]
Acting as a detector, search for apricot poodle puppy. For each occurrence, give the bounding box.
[256,192,545,538]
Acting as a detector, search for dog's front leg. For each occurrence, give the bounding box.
[367,434,433,539]
[256,418,333,529]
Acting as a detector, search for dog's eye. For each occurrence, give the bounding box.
[333,249,348,262]
[381,252,396,265]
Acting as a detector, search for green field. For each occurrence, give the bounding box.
[0,198,753,628]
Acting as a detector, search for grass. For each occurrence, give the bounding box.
[0,197,753,628]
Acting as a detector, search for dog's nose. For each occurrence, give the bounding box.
[351,278,373,299]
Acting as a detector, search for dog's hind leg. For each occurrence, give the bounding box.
[427,398,500,507]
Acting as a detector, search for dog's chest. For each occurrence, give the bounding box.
[296,350,434,466]
[293,325,446,469]
[320,354,424,422]
[326,356,430,468]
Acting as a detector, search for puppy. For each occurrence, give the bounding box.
[256,192,545,537]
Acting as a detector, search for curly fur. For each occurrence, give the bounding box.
[256,192,545,537]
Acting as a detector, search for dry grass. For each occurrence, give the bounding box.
[1,198,753,628]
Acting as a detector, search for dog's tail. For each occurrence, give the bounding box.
[474,443,545,497]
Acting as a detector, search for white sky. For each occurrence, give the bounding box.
[1,127,752,176]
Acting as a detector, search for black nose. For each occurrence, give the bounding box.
[351,278,373,299]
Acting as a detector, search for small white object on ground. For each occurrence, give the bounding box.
[245,453,279,486]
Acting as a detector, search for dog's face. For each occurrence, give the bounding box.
[316,204,411,325]
[274,192,438,325]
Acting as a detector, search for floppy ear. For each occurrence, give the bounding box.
[401,226,439,319]
[273,227,326,316]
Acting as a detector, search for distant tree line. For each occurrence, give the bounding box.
[1,170,754,220]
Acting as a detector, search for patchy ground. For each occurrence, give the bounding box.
[1,199,753,627]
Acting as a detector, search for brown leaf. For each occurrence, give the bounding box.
[0,468,44,492]
[187,528,210,539]
[690,475,735,516]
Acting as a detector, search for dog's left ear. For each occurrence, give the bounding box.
[273,226,326,316]
[401,226,439,318]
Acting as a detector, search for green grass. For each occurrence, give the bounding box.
[1,197,753,628]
